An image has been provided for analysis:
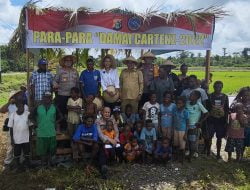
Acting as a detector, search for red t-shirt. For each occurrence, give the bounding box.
[119,132,133,145]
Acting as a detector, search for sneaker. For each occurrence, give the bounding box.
[185,150,190,156]
[193,152,199,158]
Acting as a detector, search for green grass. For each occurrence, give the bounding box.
[1,70,250,106]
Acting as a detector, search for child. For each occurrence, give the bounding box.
[8,102,30,170]
[119,124,133,146]
[178,64,188,81]
[186,90,208,161]
[173,96,189,163]
[121,104,139,128]
[159,91,176,139]
[72,115,99,163]
[225,103,247,162]
[134,120,143,139]
[206,81,229,159]
[111,106,124,131]
[140,119,157,162]
[67,87,83,137]
[102,120,122,162]
[84,94,97,118]
[123,136,142,162]
[142,92,160,131]
[154,138,172,163]
[34,92,63,166]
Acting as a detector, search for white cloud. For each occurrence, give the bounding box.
[1,0,249,56]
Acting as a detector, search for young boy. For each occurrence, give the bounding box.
[178,64,188,81]
[173,96,189,163]
[121,104,139,127]
[119,124,133,146]
[142,92,160,131]
[206,81,229,159]
[186,90,208,161]
[225,103,247,162]
[154,138,172,163]
[8,102,30,171]
[123,136,142,162]
[111,106,124,131]
[72,115,99,163]
[84,94,97,118]
[34,92,62,166]
[159,91,176,139]
[140,119,157,162]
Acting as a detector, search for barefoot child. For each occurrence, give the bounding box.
[154,138,172,163]
[8,102,31,170]
[159,91,176,139]
[225,103,247,162]
[67,87,83,137]
[173,96,189,163]
[119,124,133,146]
[123,136,142,162]
[84,94,97,118]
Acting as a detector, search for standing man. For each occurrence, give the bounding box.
[138,52,156,108]
[120,56,143,113]
[30,58,54,106]
[54,55,79,125]
[79,57,101,98]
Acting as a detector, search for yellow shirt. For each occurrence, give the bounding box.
[67,97,82,124]
[120,69,143,100]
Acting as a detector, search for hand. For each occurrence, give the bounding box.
[137,94,142,101]
[110,139,117,146]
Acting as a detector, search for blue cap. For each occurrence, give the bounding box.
[38,58,48,65]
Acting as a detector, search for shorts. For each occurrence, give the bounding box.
[225,138,244,153]
[14,143,30,157]
[208,117,227,139]
[187,128,198,142]
[36,136,57,156]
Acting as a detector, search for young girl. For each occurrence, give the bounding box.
[119,124,133,146]
[225,103,247,162]
[173,96,189,163]
[123,136,142,162]
[142,92,160,132]
[159,91,176,139]
[67,87,83,137]
[8,102,30,171]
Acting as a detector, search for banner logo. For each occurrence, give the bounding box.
[128,16,142,31]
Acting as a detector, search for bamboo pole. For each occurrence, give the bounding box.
[205,50,211,84]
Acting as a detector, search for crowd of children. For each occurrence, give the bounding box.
[1,66,250,179]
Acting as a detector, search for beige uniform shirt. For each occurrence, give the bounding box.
[120,68,143,100]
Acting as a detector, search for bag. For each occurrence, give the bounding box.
[3,118,9,132]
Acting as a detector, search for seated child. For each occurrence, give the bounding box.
[140,119,157,162]
[123,136,142,162]
[119,124,133,146]
[8,102,31,170]
[225,103,247,162]
[154,138,172,163]
[72,115,99,162]
[142,92,160,132]
[67,87,83,137]
[186,90,208,161]
[121,104,139,128]
[173,96,189,163]
[159,91,176,139]
[102,120,122,161]
[84,94,97,118]
[111,106,124,132]
[133,120,143,144]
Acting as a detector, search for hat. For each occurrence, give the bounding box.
[123,56,138,64]
[38,58,48,65]
[113,106,121,112]
[160,60,176,68]
[59,55,77,66]
[140,52,156,59]
[43,91,52,97]
[86,56,94,63]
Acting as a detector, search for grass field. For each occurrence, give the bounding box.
[0,70,250,106]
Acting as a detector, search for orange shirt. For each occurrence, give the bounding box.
[103,129,116,140]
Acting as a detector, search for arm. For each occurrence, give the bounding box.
[114,69,120,90]
[100,72,107,92]
[138,71,144,99]
[0,100,13,113]
[169,77,175,92]
[119,71,123,96]
[8,113,14,145]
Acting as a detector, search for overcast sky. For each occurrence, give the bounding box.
[0,0,249,57]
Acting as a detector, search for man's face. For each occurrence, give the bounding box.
[39,64,47,71]
[143,57,154,64]
[180,66,188,74]
[87,62,94,70]
[159,68,165,78]
[189,77,197,89]
[214,83,223,93]
[165,66,172,73]
[126,61,135,70]
[43,96,52,105]
[86,117,94,127]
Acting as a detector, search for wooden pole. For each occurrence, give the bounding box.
[205,50,211,84]
[26,49,31,108]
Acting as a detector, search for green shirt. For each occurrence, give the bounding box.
[36,104,56,137]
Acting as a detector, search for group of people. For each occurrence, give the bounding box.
[1,51,250,179]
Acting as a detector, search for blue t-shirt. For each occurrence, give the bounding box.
[121,113,139,124]
[160,103,176,128]
[73,124,98,142]
[186,101,208,127]
[79,69,101,96]
[140,127,157,153]
[154,144,172,155]
[173,109,189,131]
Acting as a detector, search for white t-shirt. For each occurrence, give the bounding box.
[8,110,30,144]
[7,104,29,117]
[142,101,160,124]
[181,87,208,103]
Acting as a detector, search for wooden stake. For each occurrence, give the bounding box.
[205,50,211,84]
